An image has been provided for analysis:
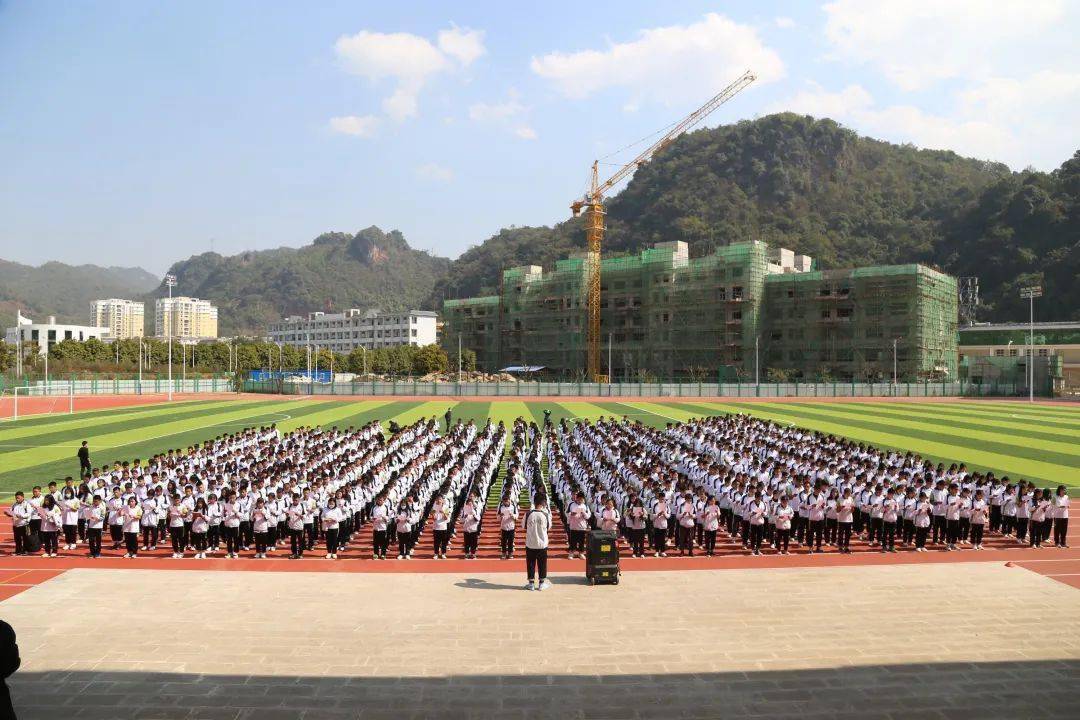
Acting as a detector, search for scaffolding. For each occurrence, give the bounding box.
[441,295,501,371]
[445,242,959,382]
[762,264,958,381]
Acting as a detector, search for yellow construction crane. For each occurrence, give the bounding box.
[570,70,756,382]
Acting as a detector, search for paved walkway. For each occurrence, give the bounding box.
[7,563,1079,719]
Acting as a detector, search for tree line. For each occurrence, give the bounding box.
[0,337,476,380]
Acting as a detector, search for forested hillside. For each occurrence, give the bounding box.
[433,113,1078,321]
[155,226,450,335]
[0,260,158,329]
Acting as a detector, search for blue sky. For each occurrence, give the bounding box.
[1,1,1077,274]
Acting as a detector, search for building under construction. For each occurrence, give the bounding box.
[442,240,958,382]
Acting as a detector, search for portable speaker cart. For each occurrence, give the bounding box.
[586,529,620,585]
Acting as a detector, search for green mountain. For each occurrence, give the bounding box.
[433,113,1079,321]
[0,260,159,329]
[153,226,450,336]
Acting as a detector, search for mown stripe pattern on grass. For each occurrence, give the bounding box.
[2,398,1076,497]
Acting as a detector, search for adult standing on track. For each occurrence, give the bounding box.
[77,440,91,478]
[525,495,552,591]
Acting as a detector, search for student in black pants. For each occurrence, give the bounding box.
[84,496,105,558]
[1053,486,1071,548]
[524,497,551,591]
[774,497,794,554]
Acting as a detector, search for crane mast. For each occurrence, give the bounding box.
[571,70,756,382]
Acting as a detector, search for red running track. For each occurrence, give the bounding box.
[0,392,241,419]
[0,516,1075,598]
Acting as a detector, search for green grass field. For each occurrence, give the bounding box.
[1,397,1077,498]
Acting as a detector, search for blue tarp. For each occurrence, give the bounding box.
[249,370,332,383]
[499,365,546,373]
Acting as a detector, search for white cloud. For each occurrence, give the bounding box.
[416,162,454,182]
[468,95,524,122]
[823,0,1066,91]
[469,89,537,140]
[774,17,796,29]
[768,79,1080,169]
[437,25,486,67]
[530,13,784,104]
[328,115,379,138]
[333,24,485,122]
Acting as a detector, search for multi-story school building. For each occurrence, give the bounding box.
[441,240,958,382]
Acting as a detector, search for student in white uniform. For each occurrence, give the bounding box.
[497,498,518,560]
[566,492,591,559]
[320,498,343,559]
[4,493,33,556]
[121,496,142,558]
[1030,489,1052,549]
[773,495,794,555]
[460,492,483,559]
[836,488,854,554]
[59,487,80,550]
[82,496,106,558]
[370,493,391,560]
[36,496,62,557]
[1053,485,1071,548]
[524,495,552,591]
[627,497,649,558]
[166,495,188,558]
[191,498,210,559]
[286,494,307,559]
[746,492,768,556]
[914,492,932,552]
[969,490,987,550]
[223,493,243,558]
[651,498,669,557]
[430,494,451,559]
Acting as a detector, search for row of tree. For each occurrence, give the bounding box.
[0,338,476,379]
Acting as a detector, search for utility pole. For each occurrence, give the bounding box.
[1020,286,1042,402]
[138,337,143,392]
[164,273,176,401]
[457,334,462,382]
[892,337,900,385]
[754,335,760,385]
[608,332,613,384]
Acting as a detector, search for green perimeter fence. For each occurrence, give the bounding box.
[1,375,234,395]
[243,378,1049,398]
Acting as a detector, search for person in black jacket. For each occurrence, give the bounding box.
[77,440,91,478]
[0,618,19,720]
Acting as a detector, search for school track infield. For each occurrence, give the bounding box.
[2,394,1077,497]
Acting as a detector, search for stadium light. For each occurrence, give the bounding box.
[164,274,177,401]
[1019,286,1042,403]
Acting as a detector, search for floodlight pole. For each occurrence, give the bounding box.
[1020,286,1042,403]
[754,335,760,385]
[164,274,176,401]
[608,332,613,384]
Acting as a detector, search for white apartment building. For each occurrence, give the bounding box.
[4,312,110,356]
[268,309,438,353]
[155,296,218,340]
[92,298,145,339]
